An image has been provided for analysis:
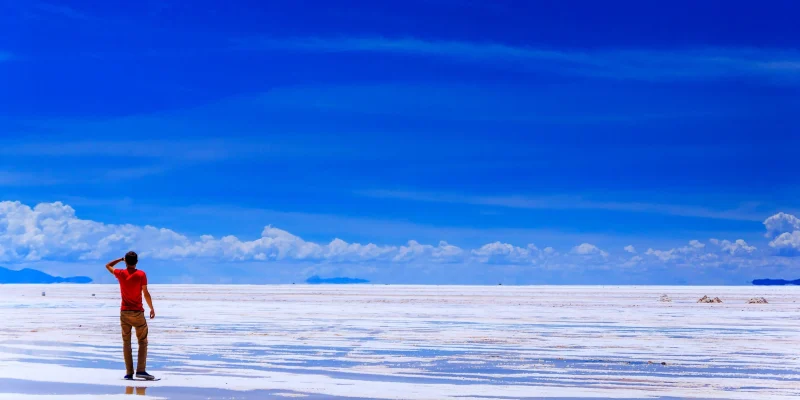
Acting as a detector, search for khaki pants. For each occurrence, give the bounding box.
[120,311,148,374]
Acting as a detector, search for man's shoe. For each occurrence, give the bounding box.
[124,374,133,380]
[135,371,156,380]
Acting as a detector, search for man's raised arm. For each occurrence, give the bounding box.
[106,257,124,275]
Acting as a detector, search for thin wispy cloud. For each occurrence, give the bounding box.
[235,36,800,82]
[0,169,163,186]
[0,172,36,186]
[358,190,769,222]
[0,171,65,187]
[103,165,171,180]
[0,139,231,182]
[0,139,235,161]
[255,83,725,124]
[33,2,89,20]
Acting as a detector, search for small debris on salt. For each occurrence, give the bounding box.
[659,294,672,302]
[748,297,768,304]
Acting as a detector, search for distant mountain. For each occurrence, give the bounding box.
[752,278,800,286]
[306,275,369,284]
[0,266,92,284]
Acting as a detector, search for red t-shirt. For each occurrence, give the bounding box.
[113,268,148,311]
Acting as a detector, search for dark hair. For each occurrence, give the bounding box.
[124,251,138,266]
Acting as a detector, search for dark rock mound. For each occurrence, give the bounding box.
[697,295,722,303]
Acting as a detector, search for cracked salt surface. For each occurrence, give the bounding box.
[0,285,799,399]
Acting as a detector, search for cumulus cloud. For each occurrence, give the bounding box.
[622,255,643,268]
[571,243,608,257]
[769,231,800,256]
[393,240,465,263]
[688,240,705,249]
[0,201,376,263]
[762,212,800,256]
[645,240,710,263]
[2,202,799,270]
[763,212,800,238]
[643,237,762,267]
[0,201,491,266]
[710,238,756,256]
[471,242,539,264]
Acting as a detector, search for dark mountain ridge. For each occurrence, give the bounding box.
[752,278,800,286]
[0,266,92,284]
[306,275,369,284]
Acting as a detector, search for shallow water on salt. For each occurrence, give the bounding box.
[0,284,798,399]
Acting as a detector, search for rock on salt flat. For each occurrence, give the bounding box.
[697,295,723,303]
[0,285,799,399]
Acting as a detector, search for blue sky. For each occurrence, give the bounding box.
[1,0,799,284]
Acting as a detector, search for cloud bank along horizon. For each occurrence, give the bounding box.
[0,200,798,284]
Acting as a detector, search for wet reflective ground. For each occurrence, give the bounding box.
[0,285,798,399]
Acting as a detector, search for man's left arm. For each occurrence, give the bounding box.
[142,285,155,319]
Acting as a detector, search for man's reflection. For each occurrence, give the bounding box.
[125,386,147,395]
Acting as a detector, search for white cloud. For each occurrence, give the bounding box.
[0,201,498,266]
[471,242,539,264]
[622,255,643,268]
[2,202,799,272]
[644,248,676,262]
[0,201,385,263]
[763,212,800,238]
[571,243,608,257]
[393,240,465,263]
[688,240,705,249]
[325,238,395,262]
[769,231,800,256]
[762,212,800,256]
[710,238,756,256]
[645,240,707,263]
[643,236,764,266]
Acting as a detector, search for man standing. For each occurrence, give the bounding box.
[106,251,156,380]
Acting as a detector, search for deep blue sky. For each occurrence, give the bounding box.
[1,0,798,284]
